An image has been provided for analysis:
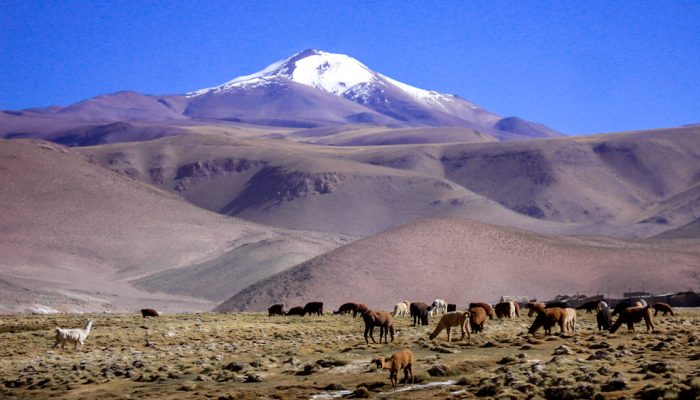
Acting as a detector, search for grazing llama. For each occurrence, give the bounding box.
[429,311,471,342]
[528,308,567,336]
[430,299,448,316]
[393,301,410,317]
[53,319,93,350]
[610,306,655,333]
[652,303,674,317]
[372,349,415,388]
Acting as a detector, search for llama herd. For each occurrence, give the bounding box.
[328,298,671,387]
[47,299,676,389]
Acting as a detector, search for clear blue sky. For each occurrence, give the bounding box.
[1,0,699,135]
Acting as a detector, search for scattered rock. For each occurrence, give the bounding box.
[531,363,545,373]
[348,387,370,398]
[428,364,450,376]
[652,342,670,351]
[601,378,627,392]
[475,384,498,397]
[544,384,595,400]
[431,345,457,354]
[223,362,246,372]
[514,382,538,395]
[283,357,301,365]
[296,364,316,376]
[455,376,469,386]
[643,362,672,374]
[553,345,573,355]
[357,381,389,391]
[316,358,347,368]
[323,383,347,390]
[72,361,87,371]
[588,351,612,361]
[498,356,517,365]
[244,374,263,383]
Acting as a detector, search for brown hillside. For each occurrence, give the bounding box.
[217,218,700,312]
[346,126,700,226]
[80,134,572,237]
[0,139,345,313]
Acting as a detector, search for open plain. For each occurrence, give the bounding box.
[1,309,699,399]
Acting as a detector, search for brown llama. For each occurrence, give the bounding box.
[362,310,395,344]
[371,349,415,388]
[528,307,567,336]
[469,302,495,319]
[468,306,487,333]
[610,306,655,333]
[429,311,471,342]
[652,303,674,317]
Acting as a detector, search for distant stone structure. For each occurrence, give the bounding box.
[623,291,652,298]
[499,296,530,308]
[545,291,700,309]
[644,291,700,307]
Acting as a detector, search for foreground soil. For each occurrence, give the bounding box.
[1,310,699,399]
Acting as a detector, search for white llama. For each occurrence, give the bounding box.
[53,319,93,350]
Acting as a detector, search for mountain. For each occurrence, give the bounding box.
[0,139,347,313]
[81,131,681,239]
[2,50,562,145]
[188,49,560,139]
[347,125,700,227]
[493,117,562,140]
[184,77,396,127]
[216,218,700,312]
[79,134,562,237]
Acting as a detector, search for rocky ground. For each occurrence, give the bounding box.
[1,309,699,399]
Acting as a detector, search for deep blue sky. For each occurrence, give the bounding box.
[1,1,699,135]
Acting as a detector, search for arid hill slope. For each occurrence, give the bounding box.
[217,218,700,312]
[653,217,700,239]
[0,139,346,313]
[81,127,700,238]
[344,126,700,226]
[81,134,571,237]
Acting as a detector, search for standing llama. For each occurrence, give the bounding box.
[53,319,93,350]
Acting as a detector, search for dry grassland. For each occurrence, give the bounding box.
[1,310,699,399]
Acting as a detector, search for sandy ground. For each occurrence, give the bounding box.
[1,309,698,399]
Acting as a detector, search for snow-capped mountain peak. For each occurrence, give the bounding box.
[190,50,378,96]
[189,50,452,105]
[186,49,523,132]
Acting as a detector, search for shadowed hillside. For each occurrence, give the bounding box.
[81,135,574,237]
[0,139,346,313]
[346,126,700,227]
[81,127,700,239]
[217,218,700,312]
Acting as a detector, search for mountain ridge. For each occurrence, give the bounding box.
[2,49,562,144]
